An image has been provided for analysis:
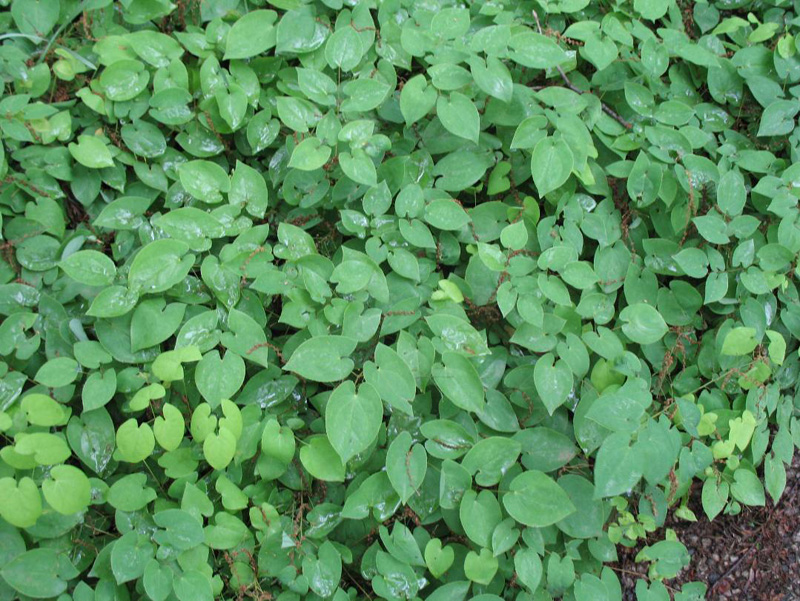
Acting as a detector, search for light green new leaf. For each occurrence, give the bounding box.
[721,327,758,356]
[154,404,185,451]
[203,428,237,470]
[116,419,155,463]
[42,465,91,515]
[68,135,115,169]
[0,476,42,528]
[299,435,345,482]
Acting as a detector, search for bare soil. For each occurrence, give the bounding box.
[616,459,800,600]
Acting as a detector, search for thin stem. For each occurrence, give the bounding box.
[531,10,632,130]
[37,2,95,68]
[0,33,47,43]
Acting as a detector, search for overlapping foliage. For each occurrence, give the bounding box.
[0,0,799,600]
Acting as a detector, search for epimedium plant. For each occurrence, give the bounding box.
[0,0,798,600]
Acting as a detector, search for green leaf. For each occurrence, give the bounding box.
[470,56,513,103]
[432,352,485,413]
[425,539,455,578]
[400,75,437,126]
[635,0,670,19]
[131,300,186,352]
[127,30,183,68]
[203,428,237,470]
[42,465,91,515]
[386,431,427,503]
[303,541,342,598]
[195,351,245,408]
[216,84,248,130]
[11,0,59,36]
[144,560,173,601]
[289,137,331,171]
[464,548,498,585]
[325,26,363,71]
[224,10,277,59]
[0,476,42,528]
[35,357,80,387]
[765,454,786,503]
[593,432,643,498]
[153,509,205,550]
[99,60,149,101]
[757,100,800,136]
[431,7,470,39]
[22,393,67,426]
[339,149,377,186]
[154,404,185,452]
[701,478,728,520]
[502,470,576,527]
[173,571,213,601]
[509,31,568,69]
[68,135,115,169]
[325,381,382,462]
[619,303,669,345]
[284,336,357,382]
[261,419,296,464]
[436,93,480,143]
[531,137,573,196]
[230,160,269,217]
[116,419,155,463]
[179,160,230,203]
[721,327,758,356]
[299,435,345,482]
[730,469,765,506]
[766,330,786,365]
[534,353,573,415]
[59,250,116,286]
[108,473,157,512]
[111,532,155,584]
[424,199,471,231]
[729,410,757,451]
[514,549,543,592]
[128,239,193,294]
[717,170,747,216]
[1,548,68,599]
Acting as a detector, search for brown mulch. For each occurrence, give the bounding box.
[615,458,800,600]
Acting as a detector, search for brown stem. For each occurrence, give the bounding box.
[531,11,632,130]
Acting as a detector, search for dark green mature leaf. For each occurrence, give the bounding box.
[503,471,576,527]
[1,549,69,598]
[284,336,357,382]
[224,10,277,59]
[326,381,382,462]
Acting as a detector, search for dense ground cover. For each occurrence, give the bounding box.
[0,0,799,600]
